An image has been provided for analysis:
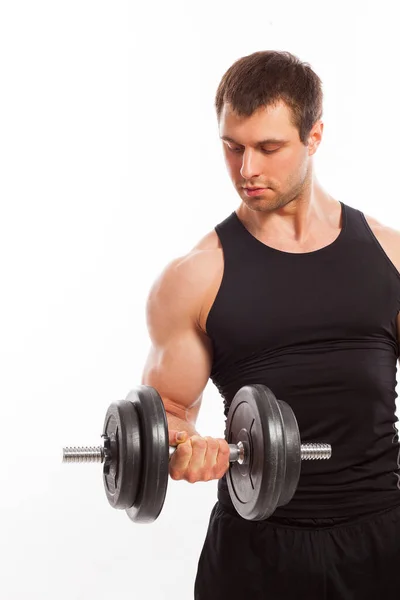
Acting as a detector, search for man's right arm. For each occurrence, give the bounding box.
[141,252,213,437]
[141,245,230,483]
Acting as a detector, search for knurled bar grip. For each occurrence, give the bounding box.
[63,442,332,464]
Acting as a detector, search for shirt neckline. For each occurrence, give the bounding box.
[232,201,347,257]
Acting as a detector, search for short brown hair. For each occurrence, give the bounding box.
[215,50,323,145]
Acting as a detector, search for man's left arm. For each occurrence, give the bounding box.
[363,214,400,362]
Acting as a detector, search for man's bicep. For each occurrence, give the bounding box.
[141,256,213,422]
[141,327,212,422]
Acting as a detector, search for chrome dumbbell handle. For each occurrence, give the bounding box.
[169,442,331,462]
[63,441,332,464]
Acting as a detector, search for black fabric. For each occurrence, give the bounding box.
[194,501,400,599]
[206,201,400,518]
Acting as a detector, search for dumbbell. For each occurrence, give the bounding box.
[63,384,331,522]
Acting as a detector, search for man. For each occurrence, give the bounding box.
[141,50,400,598]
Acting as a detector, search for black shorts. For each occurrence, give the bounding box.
[194,500,400,599]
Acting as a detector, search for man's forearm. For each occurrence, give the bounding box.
[166,411,200,438]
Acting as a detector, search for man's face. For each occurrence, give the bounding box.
[219,100,322,212]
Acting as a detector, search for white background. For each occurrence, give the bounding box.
[1,1,400,598]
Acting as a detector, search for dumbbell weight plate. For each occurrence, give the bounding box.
[103,399,142,510]
[125,386,170,524]
[226,384,287,521]
[276,399,301,507]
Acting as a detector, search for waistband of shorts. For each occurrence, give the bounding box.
[217,487,400,530]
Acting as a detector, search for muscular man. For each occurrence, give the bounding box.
[142,50,400,599]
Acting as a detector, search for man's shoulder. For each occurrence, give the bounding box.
[173,228,224,292]
[191,228,221,252]
[149,229,223,312]
[363,212,400,242]
[363,212,400,273]
[172,228,222,272]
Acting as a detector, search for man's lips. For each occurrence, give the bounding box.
[243,185,268,190]
[243,187,269,196]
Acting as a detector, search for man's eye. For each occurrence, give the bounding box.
[227,146,278,155]
[228,146,243,153]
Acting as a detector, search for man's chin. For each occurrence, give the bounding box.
[241,197,277,213]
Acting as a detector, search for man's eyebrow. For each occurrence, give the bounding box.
[220,135,287,145]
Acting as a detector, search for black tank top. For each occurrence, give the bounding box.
[206,201,400,518]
